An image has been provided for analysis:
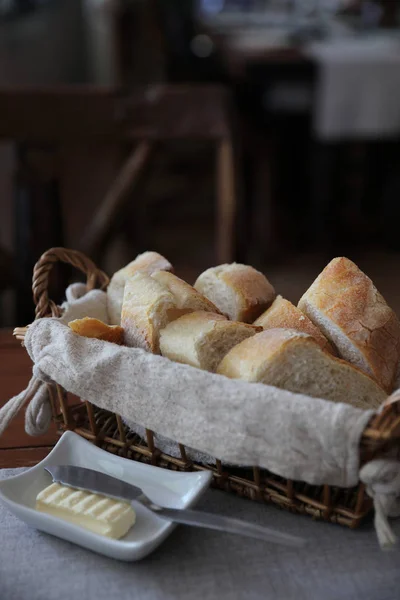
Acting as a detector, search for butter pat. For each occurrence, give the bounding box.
[36,483,136,539]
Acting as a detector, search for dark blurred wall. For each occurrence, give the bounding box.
[0,0,86,84]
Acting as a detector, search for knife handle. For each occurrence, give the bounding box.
[140,501,306,547]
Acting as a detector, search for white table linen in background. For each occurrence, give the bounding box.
[308,36,400,140]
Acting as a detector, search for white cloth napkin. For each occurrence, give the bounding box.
[308,36,400,140]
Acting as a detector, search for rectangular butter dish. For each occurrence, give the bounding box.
[0,431,212,561]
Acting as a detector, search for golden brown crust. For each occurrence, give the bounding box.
[152,271,221,314]
[121,272,175,353]
[254,296,336,354]
[195,263,276,322]
[68,317,124,345]
[107,252,173,325]
[116,252,173,281]
[220,264,275,322]
[298,257,400,392]
[160,311,261,371]
[217,328,305,378]
[217,327,387,408]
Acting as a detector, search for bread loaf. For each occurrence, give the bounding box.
[107,251,172,325]
[298,257,400,393]
[160,311,261,372]
[217,328,386,409]
[194,263,275,322]
[121,271,221,353]
[254,295,335,354]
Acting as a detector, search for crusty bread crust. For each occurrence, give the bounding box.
[121,272,175,353]
[217,328,387,408]
[121,271,224,354]
[160,311,261,371]
[152,271,221,314]
[117,252,172,279]
[298,257,400,393]
[107,251,172,325]
[217,328,304,378]
[68,317,124,344]
[194,263,275,322]
[254,295,335,354]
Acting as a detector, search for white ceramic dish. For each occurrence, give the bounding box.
[0,431,212,561]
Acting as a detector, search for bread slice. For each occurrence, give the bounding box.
[217,328,387,409]
[298,257,400,393]
[121,272,176,352]
[254,295,335,355]
[151,271,221,315]
[121,271,222,353]
[107,251,172,325]
[68,317,124,344]
[160,311,261,372]
[194,263,276,323]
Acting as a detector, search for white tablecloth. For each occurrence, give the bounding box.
[308,36,400,140]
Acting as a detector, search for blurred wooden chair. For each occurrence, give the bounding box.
[0,85,238,322]
[82,85,238,266]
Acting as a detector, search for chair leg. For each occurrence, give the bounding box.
[216,137,236,264]
[82,141,153,261]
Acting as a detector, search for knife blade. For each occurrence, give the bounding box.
[44,465,306,547]
[46,465,141,503]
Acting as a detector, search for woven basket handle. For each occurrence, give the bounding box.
[32,247,109,319]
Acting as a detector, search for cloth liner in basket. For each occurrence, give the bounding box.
[2,282,400,550]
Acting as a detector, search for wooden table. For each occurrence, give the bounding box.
[0,329,59,468]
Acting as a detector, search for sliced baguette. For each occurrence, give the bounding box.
[68,317,124,345]
[298,257,400,393]
[152,271,221,315]
[121,272,176,352]
[160,311,261,372]
[107,251,172,325]
[217,328,387,409]
[254,295,335,354]
[121,272,222,353]
[194,263,275,322]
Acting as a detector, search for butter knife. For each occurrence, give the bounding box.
[45,465,306,547]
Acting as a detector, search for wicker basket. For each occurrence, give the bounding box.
[14,248,400,529]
